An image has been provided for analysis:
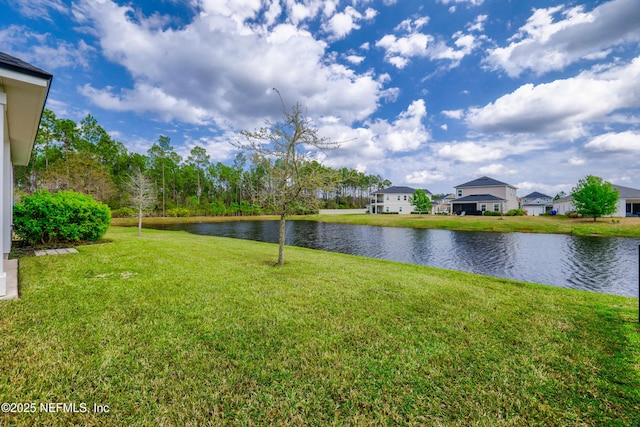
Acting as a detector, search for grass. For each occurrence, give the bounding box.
[1,226,639,426]
[300,213,640,238]
[112,213,640,238]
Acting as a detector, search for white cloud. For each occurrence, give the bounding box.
[318,100,430,174]
[376,32,430,68]
[0,25,93,70]
[466,14,487,32]
[438,0,484,6]
[485,0,640,77]
[369,99,430,152]
[405,169,447,185]
[476,163,517,176]
[322,6,375,41]
[467,57,640,137]
[441,109,464,119]
[585,130,640,153]
[8,0,67,21]
[73,0,384,129]
[437,142,502,163]
[344,54,365,64]
[568,157,586,166]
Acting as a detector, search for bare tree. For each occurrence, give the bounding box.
[125,169,156,237]
[234,91,339,265]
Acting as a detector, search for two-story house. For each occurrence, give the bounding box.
[451,176,518,215]
[520,192,553,216]
[369,186,431,214]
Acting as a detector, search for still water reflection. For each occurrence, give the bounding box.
[151,220,639,297]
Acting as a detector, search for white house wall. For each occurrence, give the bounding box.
[0,92,6,294]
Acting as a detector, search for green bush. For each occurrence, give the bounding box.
[13,190,111,245]
[506,209,525,216]
[167,207,190,217]
[111,207,136,218]
[483,211,502,216]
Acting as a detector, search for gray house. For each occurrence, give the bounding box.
[520,191,553,216]
[451,176,518,215]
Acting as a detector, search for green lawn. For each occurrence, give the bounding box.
[1,226,639,426]
[301,213,640,238]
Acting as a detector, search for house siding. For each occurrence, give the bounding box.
[454,178,519,213]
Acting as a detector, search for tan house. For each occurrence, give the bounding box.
[0,52,53,298]
[451,176,518,215]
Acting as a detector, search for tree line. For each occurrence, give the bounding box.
[14,110,391,216]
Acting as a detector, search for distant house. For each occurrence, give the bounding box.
[431,193,455,214]
[451,176,518,215]
[0,52,52,298]
[369,186,431,214]
[553,184,640,217]
[520,191,553,216]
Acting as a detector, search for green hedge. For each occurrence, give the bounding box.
[13,190,111,245]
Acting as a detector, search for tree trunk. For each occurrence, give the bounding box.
[277,213,286,266]
[138,207,143,237]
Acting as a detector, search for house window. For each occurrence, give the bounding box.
[494,204,500,212]
[457,189,463,197]
[404,195,407,201]
[386,195,389,201]
[399,207,403,212]
[385,206,389,213]
[397,196,401,201]
[481,204,487,212]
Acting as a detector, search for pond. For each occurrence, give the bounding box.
[149,220,640,297]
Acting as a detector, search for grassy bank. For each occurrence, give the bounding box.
[112,214,640,238]
[302,213,640,238]
[2,227,638,426]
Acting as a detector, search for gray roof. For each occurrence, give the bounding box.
[373,186,431,194]
[0,51,53,80]
[554,195,573,203]
[523,191,552,200]
[455,176,516,189]
[553,184,640,203]
[613,184,640,199]
[452,194,505,203]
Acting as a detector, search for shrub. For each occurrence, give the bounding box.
[111,207,136,218]
[13,190,111,245]
[505,209,525,216]
[167,207,190,217]
[483,211,502,216]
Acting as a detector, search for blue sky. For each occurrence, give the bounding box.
[2,0,639,196]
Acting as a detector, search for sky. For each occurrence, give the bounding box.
[2,0,640,196]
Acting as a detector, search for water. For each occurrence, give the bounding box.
[150,220,640,297]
